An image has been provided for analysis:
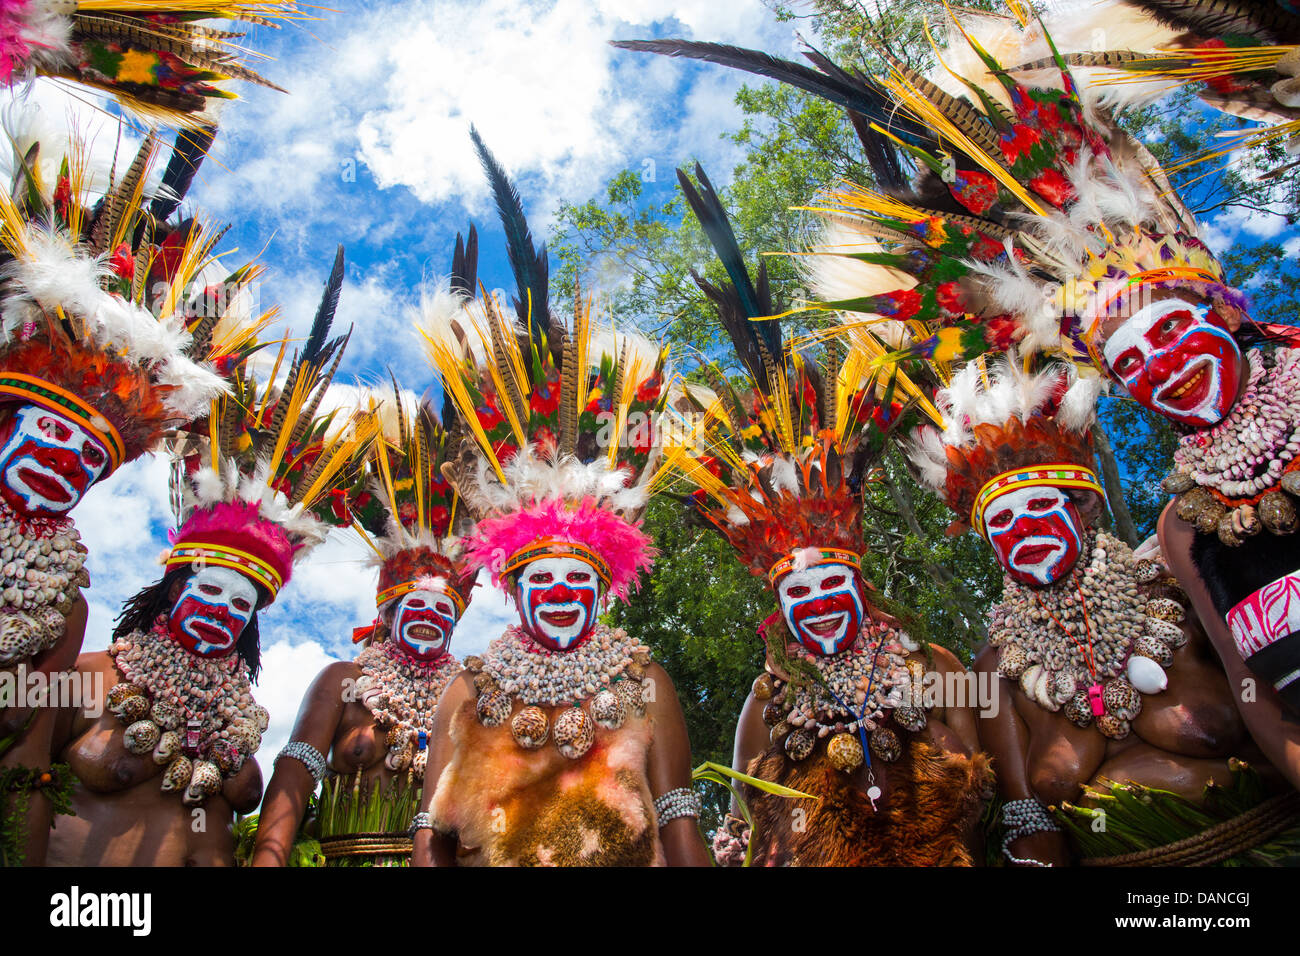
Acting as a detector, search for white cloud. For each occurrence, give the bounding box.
[195,0,792,243]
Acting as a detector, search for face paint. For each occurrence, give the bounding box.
[1102,297,1243,427]
[775,562,864,656]
[391,587,458,661]
[515,556,602,651]
[982,485,1084,587]
[168,566,257,657]
[0,404,109,518]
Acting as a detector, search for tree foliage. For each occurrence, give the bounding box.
[562,0,1300,772]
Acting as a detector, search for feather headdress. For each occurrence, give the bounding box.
[421,136,668,602]
[0,1,300,127]
[1004,1,1300,174]
[616,12,1247,374]
[348,234,481,623]
[166,246,376,602]
[904,354,1104,537]
[663,165,929,586]
[0,117,267,474]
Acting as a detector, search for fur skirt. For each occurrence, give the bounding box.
[746,738,992,866]
[430,698,664,866]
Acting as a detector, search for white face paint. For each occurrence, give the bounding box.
[775,562,864,656]
[169,566,258,657]
[981,485,1084,587]
[515,555,602,651]
[391,587,458,661]
[1101,297,1242,427]
[0,404,109,516]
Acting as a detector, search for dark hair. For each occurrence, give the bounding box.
[113,566,265,682]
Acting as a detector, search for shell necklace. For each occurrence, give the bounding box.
[107,616,267,805]
[1165,347,1300,545]
[987,532,1187,738]
[757,621,918,799]
[355,640,459,776]
[0,498,90,669]
[465,623,651,760]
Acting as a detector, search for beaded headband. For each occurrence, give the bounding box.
[971,464,1103,539]
[767,547,862,586]
[375,578,467,616]
[499,538,612,590]
[165,542,284,599]
[0,373,125,473]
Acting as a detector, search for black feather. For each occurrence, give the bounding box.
[612,38,933,149]
[678,164,784,386]
[451,223,478,297]
[851,115,908,194]
[150,125,216,222]
[302,244,345,367]
[469,126,550,341]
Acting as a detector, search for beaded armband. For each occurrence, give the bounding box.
[653,787,702,826]
[1001,797,1060,867]
[275,741,327,786]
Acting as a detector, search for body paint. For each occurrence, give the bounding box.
[775,562,864,656]
[982,485,1084,587]
[391,587,458,661]
[515,555,601,651]
[168,566,257,657]
[0,404,109,517]
[1103,298,1243,427]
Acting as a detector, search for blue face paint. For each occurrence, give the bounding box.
[168,566,257,657]
[515,556,602,651]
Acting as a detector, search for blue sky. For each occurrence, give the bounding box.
[24,0,800,772]
[18,0,1297,770]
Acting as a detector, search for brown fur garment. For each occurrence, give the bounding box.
[747,738,992,866]
[430,698,664,866]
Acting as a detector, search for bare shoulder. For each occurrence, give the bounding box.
[972,643,998,674]
[75,649,114,678]
[316,659,359,688]
[922,643,969,675]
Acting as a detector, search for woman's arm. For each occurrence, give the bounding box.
[645,663,712,867]
[412,671,472,867]
[250,661,350,866]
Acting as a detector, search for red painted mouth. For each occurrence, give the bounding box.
[1013,543,1060,567]
[406,623,445,642]
[188,619,234,646]
[539,609,580,628]
[16,466,71,503]
[804,615,844,637]
[1157,360,1211,413]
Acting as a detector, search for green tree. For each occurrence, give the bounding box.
[567,0,1299,791]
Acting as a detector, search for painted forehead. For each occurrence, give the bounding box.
[983,484,1069,517]
[518,554,600,581]
[1101,297,1215,365]
[777,561,858,589]
[186,565,258,601]
[399,587,458,610]
[9,404,107,450]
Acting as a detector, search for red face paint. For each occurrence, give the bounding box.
[983,486,1084,587]
[391,589,457,661]
[0,405,109,518]
[1103,298,1243,427]
[516,556,601,651]
[776,563,865,656]
[167,567,257,657]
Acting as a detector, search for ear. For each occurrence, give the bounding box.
[167,576,187,604]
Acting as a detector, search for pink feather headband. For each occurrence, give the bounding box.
[464,497,655,602]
